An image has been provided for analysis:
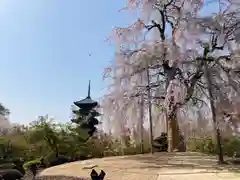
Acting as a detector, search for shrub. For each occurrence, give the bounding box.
[23,158,42,170]
[48,155,70,167]
[187,135,240,157]
[222,136,240,158]
[187,136,215,154]
[0,163,15,169]
[153,133,168,152]
[0,169,24,180]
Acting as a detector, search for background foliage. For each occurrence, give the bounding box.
[1,115,240,171]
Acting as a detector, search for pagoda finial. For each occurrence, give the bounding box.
[87,80,91,98]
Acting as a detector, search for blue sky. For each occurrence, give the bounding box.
[0,0,216,125]
[0,0,135,124]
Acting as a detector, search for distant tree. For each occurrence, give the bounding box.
[27,115,61,158]
[0,103,11,135]
[0,103,9,117]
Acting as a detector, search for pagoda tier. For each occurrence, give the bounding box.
[73,80,98,109]
[74,97,98,109]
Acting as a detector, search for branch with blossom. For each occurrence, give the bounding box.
[102,0,240,137]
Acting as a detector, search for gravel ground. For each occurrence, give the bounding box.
[38,152,240,180]
[23,168,91,180]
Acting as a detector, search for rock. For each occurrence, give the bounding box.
[82,164,98,169]
[0,169,23,180]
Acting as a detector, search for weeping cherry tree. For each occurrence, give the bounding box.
[102,0,240,159]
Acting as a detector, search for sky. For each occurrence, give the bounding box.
[0,0,217,125]
[0,0,136,124]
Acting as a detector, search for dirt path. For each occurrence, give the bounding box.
[39,152,240,180]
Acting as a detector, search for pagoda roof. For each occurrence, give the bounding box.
[74,96,98,108]
[73,80,98,108]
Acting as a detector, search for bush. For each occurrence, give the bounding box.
[153,133,168,152]
[43,151,56,166]
[0,169,24,180]
[123,146,139,155]
[0,163,15,169]
[48,155,70,167]
[187,135,240,157]
[23,158,42,170]
[222,136,240,158]
[187,136,216,154]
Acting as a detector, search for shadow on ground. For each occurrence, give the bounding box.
[121,152,240,174]
[34,175,89,180]
[24,169,91,180]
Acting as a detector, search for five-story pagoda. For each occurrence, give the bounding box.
[71,80,100,141]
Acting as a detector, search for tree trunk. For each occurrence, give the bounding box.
[166,86,185,152]
[203,62,224,164]
[167,111,182,152]
[146,68,154,154]
[140,93,144,154]
[55,146,59,158]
